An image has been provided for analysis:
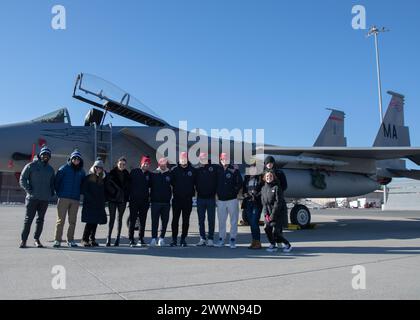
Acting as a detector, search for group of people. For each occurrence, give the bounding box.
[18,146,292,253]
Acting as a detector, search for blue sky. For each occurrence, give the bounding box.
[0,0,419,148]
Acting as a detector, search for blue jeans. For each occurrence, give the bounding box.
[244,201,261,241]
[197,197,216,240]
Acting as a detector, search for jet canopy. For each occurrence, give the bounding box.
[73,73,169,127]
[31,108,71,124]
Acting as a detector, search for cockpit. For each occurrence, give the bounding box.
[31,108,71,125]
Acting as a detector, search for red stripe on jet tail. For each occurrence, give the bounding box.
[329,116,343,122]
[38,138,47,147]
[390,101,403,112]
[31,144,36,161]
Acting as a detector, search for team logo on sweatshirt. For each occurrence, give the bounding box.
[226,173,232,179]
[208,167,214,172]
[166,176,171,182]
[187,171,192,177]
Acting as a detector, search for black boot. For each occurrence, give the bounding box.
[106,236,111,247]
[114,236,120,247]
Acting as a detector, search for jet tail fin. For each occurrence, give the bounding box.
[313,109,347,147]
[373,91,410,147]
[374,91,411,173]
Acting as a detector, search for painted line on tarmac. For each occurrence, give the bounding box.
[54,250,129,300]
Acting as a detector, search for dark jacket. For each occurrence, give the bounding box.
[150,168,172,204]
[81,173,107,225]
[216,165,243,201]
[106,167,130,203]
[19,159,55,201]
[261,182,283,223]
[261,182,288,227]
[195,164,218,199]
[54,159,86,201]
[129,168,151,203]
[242,175,263,209]
[171,163,196,199]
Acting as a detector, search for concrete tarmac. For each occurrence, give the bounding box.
[1,206,420,300]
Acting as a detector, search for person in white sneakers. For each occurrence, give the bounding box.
[261,170,292,253]
[149,158,172,247]
[195,153,218,247]
[215,153,243,249]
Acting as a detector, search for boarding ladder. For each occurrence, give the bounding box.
[93,123,113,171]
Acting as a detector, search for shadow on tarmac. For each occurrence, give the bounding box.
[28,218,420,259]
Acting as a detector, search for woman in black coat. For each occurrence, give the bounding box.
[105,157,131,247]
[261,170,292,253]
[81,160,107,247]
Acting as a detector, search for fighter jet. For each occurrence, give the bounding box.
[1,73,420,228]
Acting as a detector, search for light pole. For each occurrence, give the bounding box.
[367,26,389,123]
[367,25,389,209]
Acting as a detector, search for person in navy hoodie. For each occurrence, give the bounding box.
[128,155,151,247]
[215,153,243,249]
[53,150,86,248]
[170,152,196,247]
[195,152,218,247]
[149,157,172,247]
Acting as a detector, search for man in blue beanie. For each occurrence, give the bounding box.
[53,150,86,248]
[19,146,55,248]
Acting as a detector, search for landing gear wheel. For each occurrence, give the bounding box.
[290,205,311,229]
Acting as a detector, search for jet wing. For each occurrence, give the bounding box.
[259,146,420,165]
[387,169,420,180]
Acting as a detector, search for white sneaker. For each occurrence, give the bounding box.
[150,238,157,247]
[216,238,225,247]
[283,244,293,253]
[197,238,206,247]
[206,239,214,247]
[229,239,236,249]
[158,238,166,247]
[136,242,143,247]
[266,244,278,253]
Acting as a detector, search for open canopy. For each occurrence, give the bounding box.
[73,73,169,127]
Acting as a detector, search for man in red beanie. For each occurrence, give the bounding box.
[128,155,151,247]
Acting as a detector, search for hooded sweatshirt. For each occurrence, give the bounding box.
[171,163,196,199]
[129,168,151,203]
[195,163,218,199]
[216,165,243,201]
[55,158,86,201]
[150,167,172,203]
